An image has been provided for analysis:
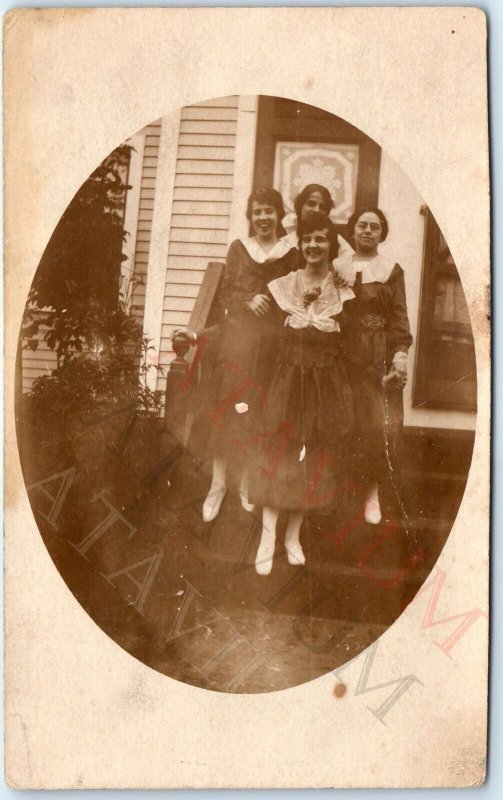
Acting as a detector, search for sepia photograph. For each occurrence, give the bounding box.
[4,7,489,789]
[15,95,478,693]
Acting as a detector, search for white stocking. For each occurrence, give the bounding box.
[364,482,381,524]
[210,457,227,491]
[239,469,255,513]
[284,511,305,565]
[202,457,227,522]
[255,506,279,576]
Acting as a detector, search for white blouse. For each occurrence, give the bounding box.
[268,270,354,333]
[332,252,397,285]
[239,236,295,264]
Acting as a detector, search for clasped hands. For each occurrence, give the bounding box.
[171,292,271,345]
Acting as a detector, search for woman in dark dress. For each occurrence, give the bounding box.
[177,187,298,522]
[248,213,354,575]
[333,207,412,525]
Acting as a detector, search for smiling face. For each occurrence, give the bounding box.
[250,201,279,239]
[300,191,330,221]
[353,211,383,255]
[301,227,331,268]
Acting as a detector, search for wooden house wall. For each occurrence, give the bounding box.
[157,96,239,394]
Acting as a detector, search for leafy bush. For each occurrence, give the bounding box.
[22,144,133,361]
[18,143,165,486]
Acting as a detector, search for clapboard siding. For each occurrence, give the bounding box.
[166,267,207,283]
[163,296,195,312]
[174,173,234,188]
[21,320,58,393]
[179,133,237,146]
[171,214,229,230]
[177,146,235,161]
[176,160,234,175]
[166,283,201,298]
[170,227,228,244]
[172,200,231,216]
[162,315,191,334]
[168,242,228,258]
[158,97,239,387]
[173,187,234,202]
[130,120,162,320]
[179,120,237,135]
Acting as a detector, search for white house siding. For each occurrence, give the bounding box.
[378,152,476,431]
[156,96,240,394]
[21,319,58,393]
[129,120,162,322]
[154,104,477,429]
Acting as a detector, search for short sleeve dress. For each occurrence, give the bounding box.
[188,237,298,465]
[333,252,413,484]
[247,270,355,511]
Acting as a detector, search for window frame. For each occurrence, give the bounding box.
[412,206,477,413]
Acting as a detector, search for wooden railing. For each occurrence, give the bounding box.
[164,261,225,445]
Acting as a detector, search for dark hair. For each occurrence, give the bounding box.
[297,212,339,261]
[347,206,389,242]
[293,184,334,217]
[246,187,285,234]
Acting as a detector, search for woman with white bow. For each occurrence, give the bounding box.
[248,212,355,576]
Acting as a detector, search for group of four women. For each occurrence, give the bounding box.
[174,183,412,576]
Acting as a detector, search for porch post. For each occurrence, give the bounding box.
[141,111,180,391]
[227,95,259,242]
[120,132,145,310]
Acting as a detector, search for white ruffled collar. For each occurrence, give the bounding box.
[239,236,294,264]
[332,252,397,285]
[268,269,354,333]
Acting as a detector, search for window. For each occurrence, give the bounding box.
[413,208,477,412]
[274,141,360,224]
[253,97,381,242]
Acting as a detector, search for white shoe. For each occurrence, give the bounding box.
[255,540,275,576]
[285,541,306,566]
[202,487,226,523]
[239,491,256,513]
[364,498,382,525]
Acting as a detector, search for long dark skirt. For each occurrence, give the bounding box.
[187,314,280,469]
[247,326,354,511]
[344,326,404,485]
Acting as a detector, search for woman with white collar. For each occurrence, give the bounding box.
[333,207,412,526]
[183,187,298,523]
[248,212,355,576]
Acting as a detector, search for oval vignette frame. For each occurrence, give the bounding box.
[15,95,477,694]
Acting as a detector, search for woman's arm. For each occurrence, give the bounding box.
[220,240,260,315]
[384,265,413,388]
[387,265,413,355]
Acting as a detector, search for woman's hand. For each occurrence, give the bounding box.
[383,362,407,390]
[330,267,350,288]
[245,293,271,317]
[172,327,197,346]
